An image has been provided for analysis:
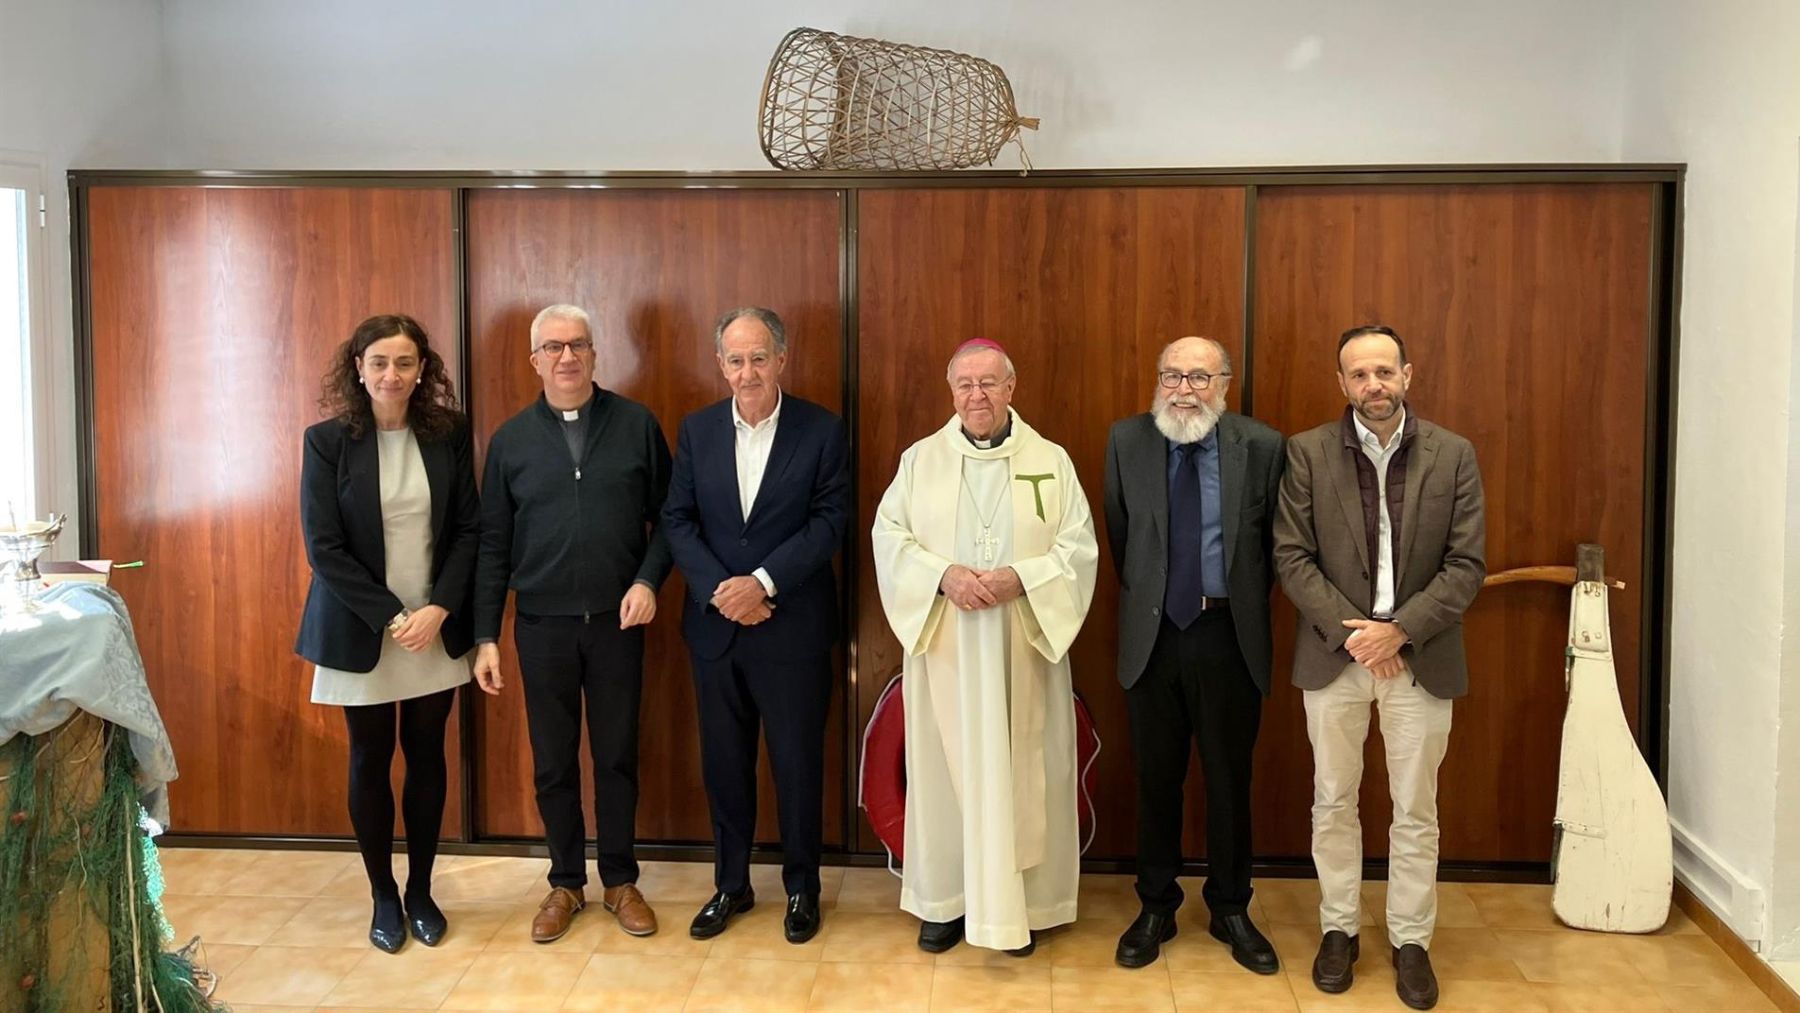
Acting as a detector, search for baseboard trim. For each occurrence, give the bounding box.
[1675,882,1800,1013]
[151,834,1551,882]
[1672,817,1767,945]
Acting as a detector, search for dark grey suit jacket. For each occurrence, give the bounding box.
[1272,414,1487,699]
[1103,410,1286,693]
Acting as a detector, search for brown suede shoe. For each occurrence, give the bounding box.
[530,886,585,943]
[1392,943,1439,1010]
[603,883,658,937]
[1312,930,1359,993]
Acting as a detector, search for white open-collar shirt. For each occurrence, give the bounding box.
[1352,406,1406,618]
[732,389,783,595]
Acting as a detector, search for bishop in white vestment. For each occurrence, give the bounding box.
[871,340,1099,954]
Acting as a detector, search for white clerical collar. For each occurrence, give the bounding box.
[555,389,597,422]
[731,389,783,432]
[1353,406,1405,452]
[965,410,1014,449]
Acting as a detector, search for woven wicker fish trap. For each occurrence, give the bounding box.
[759,27,1040,171]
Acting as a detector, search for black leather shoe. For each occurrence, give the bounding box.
[1392,943,1439,1010]
[917,917,964,953]
[1005,931,1036,958]
[405,893,447,947]
[784,893,822,944]
[1312,930,1359,993]
[688,889,755,940]
[1209,911,1279,975]
[1115,910,1179,968]
[369,893,406,954]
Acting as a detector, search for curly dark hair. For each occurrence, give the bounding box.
[318,314,462,440]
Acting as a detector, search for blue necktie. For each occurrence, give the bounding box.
[1166,443,1203,629]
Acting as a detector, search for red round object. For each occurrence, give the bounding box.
[859,672,1103,862]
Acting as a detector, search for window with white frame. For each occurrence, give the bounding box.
[0,159,43,522]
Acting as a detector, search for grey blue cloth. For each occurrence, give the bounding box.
[0,583,179,826]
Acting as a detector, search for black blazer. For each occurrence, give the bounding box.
[1103,410,1286,693]
[662,394,849,662]
[295,416,481,672]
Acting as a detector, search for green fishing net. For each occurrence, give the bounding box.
[0,719,222,1012]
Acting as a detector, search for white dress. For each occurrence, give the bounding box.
[311,427,471,706]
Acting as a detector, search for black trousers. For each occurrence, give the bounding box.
[692,648,834,897]
[1127,610,1263,916]
[514,612,644,890]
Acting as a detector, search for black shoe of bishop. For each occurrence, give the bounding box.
[1115,909,1179,968]
[1209,911,1280,974]
[917,917,965,953]
[689,888,755,939]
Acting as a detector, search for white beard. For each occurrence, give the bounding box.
[1153,397,1221,444]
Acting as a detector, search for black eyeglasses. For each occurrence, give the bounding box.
[534,338,594,357]
[1157,370,1231,389]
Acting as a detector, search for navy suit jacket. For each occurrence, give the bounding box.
[662,393,850,661]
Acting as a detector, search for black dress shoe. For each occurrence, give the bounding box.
[1208,911,1279,975]
[369,893,406,954]
[405,893,447,946]
[917,917,964,953]
[1005,931,1036,958]
[1312,930,1359,993]
[784,893,822,944]
[1115,910,1179,968]
[689,889,755,940]
[1392,943,1439,1010]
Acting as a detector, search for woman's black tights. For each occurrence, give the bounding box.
[343,687,456,910]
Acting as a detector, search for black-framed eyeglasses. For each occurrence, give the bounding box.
[535,338,594,357]
[1158,370,1231,389]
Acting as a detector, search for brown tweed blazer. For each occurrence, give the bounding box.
[1272,413,1487,699]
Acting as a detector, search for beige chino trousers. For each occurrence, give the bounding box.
[1303,661,1454,949]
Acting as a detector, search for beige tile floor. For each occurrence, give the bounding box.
[156,847,1775,1012]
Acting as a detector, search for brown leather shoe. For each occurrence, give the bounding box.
[603,883,658,937]
[530,886,585,943]
[1392,943,1439,1010]
[1312,930,1359,993]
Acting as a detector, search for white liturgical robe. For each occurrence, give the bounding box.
[871,411,1099,950]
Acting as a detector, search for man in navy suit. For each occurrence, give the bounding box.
[662,306,850,944]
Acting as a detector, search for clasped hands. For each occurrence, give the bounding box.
[712,575,774,625]
[1342,618,1410,679]
[939,563,1024,612]
[390,604,449,653]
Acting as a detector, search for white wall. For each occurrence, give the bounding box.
[1,0,169,543]
[1776,154,1800,959]
[1619,0,1800,955]
[158,0,1626,170]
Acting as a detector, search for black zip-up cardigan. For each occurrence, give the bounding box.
[473,384,673,640]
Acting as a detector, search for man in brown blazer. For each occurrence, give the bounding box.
[1273,325,1486,1012]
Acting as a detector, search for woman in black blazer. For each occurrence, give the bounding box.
[295,314,478,953]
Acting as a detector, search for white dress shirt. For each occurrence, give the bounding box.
[1353,407,1405,618]
[733,390,782,595]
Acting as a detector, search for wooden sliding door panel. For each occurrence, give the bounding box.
[464,188,846,844]
[854,186,1249,859]
[87,186,461,836]
[1252,183,1653,862]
